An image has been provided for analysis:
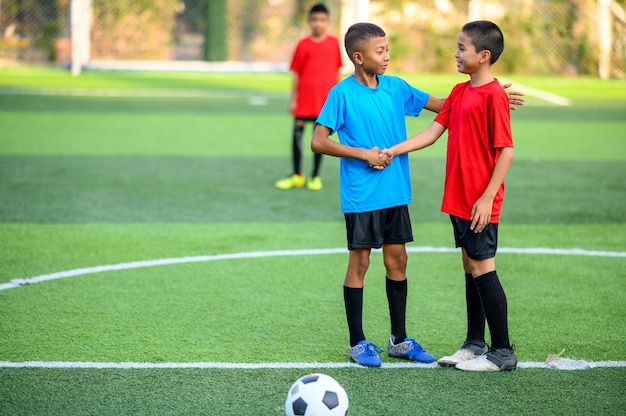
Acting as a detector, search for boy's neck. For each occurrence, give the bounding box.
[353,68,379,88]
[311,32,327,41]
[468,67,495,87]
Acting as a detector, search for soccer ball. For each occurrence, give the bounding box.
[285,373,349,416]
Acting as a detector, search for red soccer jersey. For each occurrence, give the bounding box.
[289,35,342,118]
[434,79,514,223]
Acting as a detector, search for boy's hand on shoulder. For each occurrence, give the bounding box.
[470,196,494,233]
[366,147,390,170]
[501,82,525,110]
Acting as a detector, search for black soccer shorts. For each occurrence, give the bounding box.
[449,215,498,260]
[344,205,413,250]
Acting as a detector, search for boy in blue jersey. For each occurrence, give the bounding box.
[311,22,441,367]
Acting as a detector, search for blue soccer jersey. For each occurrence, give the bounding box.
[316,75,429,213]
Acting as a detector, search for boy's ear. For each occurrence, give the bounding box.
[353,51,363,65]
[479,50,491,63]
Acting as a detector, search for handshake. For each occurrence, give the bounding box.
[366,146,394,170]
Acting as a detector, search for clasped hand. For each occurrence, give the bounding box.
[366,146,391,170]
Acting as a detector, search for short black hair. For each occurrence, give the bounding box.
[309,3,329,16]
[462,20,504,64]
[344,23,386,62]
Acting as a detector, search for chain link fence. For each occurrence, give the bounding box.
[0,0,624,77]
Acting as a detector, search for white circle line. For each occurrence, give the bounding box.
[1,246,624,291]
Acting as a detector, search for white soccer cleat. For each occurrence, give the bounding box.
[437,343,487,367]
[455,347,517,372]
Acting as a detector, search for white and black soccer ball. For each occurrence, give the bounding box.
[285,373,349,416]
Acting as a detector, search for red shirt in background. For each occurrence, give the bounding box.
[434,79,514,223]
[290,35,342,118]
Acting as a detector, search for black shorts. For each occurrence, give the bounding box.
[345,206,413,250]
[450,215,498,260]
[295,117,317,123]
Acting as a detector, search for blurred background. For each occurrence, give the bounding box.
[0,0,624,78]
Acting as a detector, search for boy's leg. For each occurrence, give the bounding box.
[382,243,408,342]
[307,119,323,190]
[462,252,486,346]
[274,120,306,189]
[310,152,323,179]
[453,220,516,371]
[437,262,487,367]
[441,216,514,370]
[469,256,510,350]
[344,248,370,346]
[456,256,516,371]
[345,247,383,367]
[292,120,304,175]
[307,151,324,190]
[380,207,434,363]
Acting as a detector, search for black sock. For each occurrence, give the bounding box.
[344,286,365,347]
[292,124,303,175]
[474,271,511,350]
[311,151,323,177]
[386,277,407,343]
[465,272,486,346]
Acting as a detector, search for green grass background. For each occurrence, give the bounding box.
[0,67,625,415]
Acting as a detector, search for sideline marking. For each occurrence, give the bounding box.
[1,360,624,370]
[0,86,283,100]
[1,246,624,291]
[501,78,571,106]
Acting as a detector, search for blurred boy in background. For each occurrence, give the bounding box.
[275,3,342,191]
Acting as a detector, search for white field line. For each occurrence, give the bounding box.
[0,86,284,100]
[1,79,569,106]
[0,360,624,370]
[1,247,624,292]
[500,78,571,106]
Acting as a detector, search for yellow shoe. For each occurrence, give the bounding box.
[307,176,323,191]
[275,173,305,190]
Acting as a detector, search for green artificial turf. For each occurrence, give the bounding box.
[0,68,624,415]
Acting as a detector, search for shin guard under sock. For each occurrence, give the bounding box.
[386,277,407,343]
[465,272,486,346]
[292,124,304,175]
[474,271,511,349]
[311,151,323,178]
[344,286,365,347]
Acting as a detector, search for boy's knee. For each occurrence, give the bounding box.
[383,248,407,277]
[348,250,371,274]
[467,257,495,277]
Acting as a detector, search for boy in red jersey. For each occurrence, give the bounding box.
[275,3,342,191]
[385,21,517,371]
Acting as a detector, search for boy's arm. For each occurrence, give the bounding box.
[386,121,446,157]
[422,84,524,114]
[470,146,514,233]
[311,124,391,167]
[288,72,299,115]
[423,96,446,113]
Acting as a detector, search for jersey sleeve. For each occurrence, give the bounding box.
[289,40,305,74]
[434,83,463,128]
[333,38,343,70]
[489,90,514,149]
[400,78,429,117]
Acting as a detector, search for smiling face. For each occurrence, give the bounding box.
[355,36,389,75]
[455,31,489,74]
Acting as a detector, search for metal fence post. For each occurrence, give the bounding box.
[71,0,92,75]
